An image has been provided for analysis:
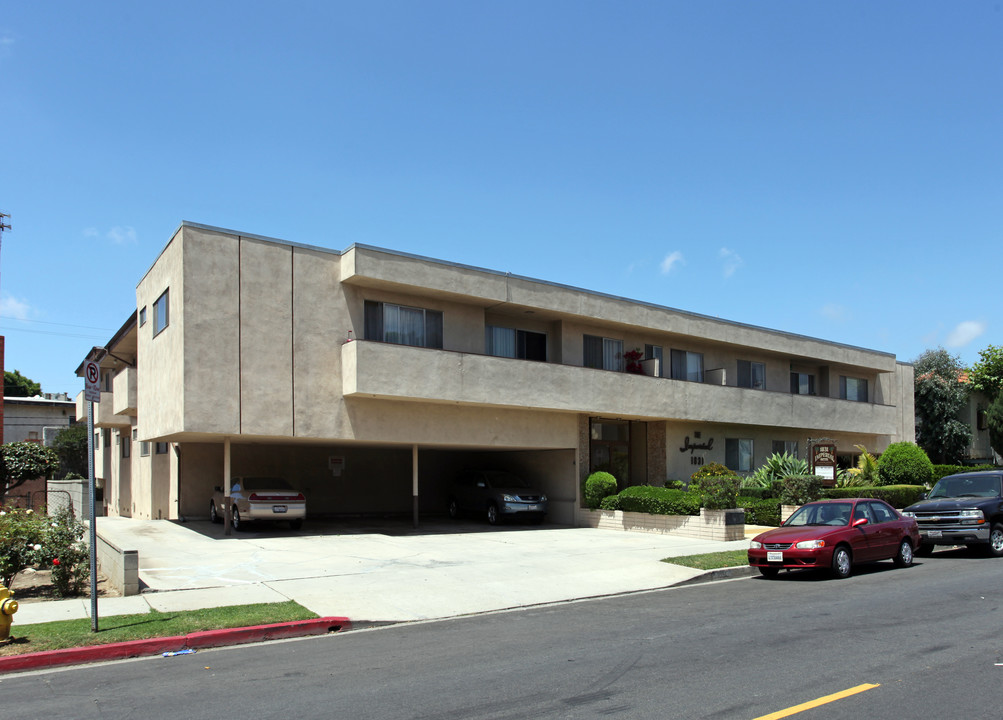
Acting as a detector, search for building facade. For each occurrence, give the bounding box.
[78,222,915,524]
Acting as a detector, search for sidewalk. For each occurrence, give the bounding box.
[13,517,762,627]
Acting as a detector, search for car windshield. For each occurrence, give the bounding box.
[240,477,292,491]
[785,502,853,527]
[482,471,530,489]
[928,474,1001,499]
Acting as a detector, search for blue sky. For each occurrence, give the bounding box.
[1,2,1000,395]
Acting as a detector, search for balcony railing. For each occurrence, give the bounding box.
[342,341,897,434]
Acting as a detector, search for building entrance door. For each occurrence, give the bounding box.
[590,419,630,489]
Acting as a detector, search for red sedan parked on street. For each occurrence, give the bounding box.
[748,498,921,579]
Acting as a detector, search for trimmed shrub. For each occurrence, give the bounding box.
[877,442,934,487]
[663,479,685,490]
[780,475,823,506]
[737,497,782,526]
[584,471,618,509]
[616,486,701,516]
[598,494,621,511]
[821,484,926,509]
[690,462,736,483]
[931,464,996,483]
[700,475,742,510]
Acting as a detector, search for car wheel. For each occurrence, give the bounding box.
[758,567,779,579]
[289,519,303,531]
[893,539,914,567]
[448,499,459,519]
[231,506,242,531]
[914,543,934,557]
[831,546,852,579]
[209,501,219,524]
[486,503,499,525]
[987,523,1003,557]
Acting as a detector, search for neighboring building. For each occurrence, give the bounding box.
[958,373,1001,466]
[2,394,76,444]
[2,393,76,508]
[78,222,916,524]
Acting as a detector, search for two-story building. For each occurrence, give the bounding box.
[78,222,915,525]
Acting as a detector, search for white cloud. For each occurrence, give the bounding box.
[719,247,743,278]
[0,296,32,320]
[821,303,848,322]
[107,226,137,245]
[945,320,986,348]
[82,227,99,238]
[660,251,684,274]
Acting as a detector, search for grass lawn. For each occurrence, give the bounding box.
[0,601,317,657]
[661,549,749,570]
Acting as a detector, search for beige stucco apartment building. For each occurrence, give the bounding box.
[77,222,915,525]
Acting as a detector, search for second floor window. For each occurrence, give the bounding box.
[485,326,547,361]
[584,335,624,371]
[737,360,765,390]
[364,301,443,349]
[153,289,169,335]
[790,372,815,395]
[671,349,704,382]
[840,376,868,402]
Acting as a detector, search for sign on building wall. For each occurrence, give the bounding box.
[329,456,345,477]
[679,431,713,467]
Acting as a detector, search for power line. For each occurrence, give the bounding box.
[0,325,109,340]
[0,315,117,332]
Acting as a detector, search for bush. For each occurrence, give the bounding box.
[599,494,621,511]
[821,485,927,509]
[700,475,742,510]
[690,463,736,484]
[44,507,90,597]
[0,508,47,588]
[748,452,810,488]
[737,497,782,526]
[878,442,934,487]
[663,479,685,490]
[931,464,997,483]
[584,472,618,509]
[1,441,60,493]
[616,486,701,516]
[780,475,823,506]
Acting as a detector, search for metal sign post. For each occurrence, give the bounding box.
[84,360,101,632]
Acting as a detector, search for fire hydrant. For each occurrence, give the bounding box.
[0,584,18,641]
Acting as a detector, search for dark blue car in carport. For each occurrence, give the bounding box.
[448,470,548,525]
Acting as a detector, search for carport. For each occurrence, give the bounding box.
[182,438,579,530]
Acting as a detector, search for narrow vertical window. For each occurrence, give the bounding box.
[153,289,170,335]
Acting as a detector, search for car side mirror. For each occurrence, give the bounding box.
[852,517,868,528]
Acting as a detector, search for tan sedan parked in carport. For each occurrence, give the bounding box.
[210,476,306,531]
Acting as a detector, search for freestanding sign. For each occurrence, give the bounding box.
[84,360,100,631]
[812,443,838,486]
[84,360,101,403]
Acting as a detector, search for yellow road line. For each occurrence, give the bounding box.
[752,683,880,720]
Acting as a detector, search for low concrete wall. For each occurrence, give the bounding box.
[47,478,105,520]
[577,508,745,542]
[95,531,139,596]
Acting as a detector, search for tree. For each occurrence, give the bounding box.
[913,348,971,464]
[0,441,60,494]
[3,369,41,397]
[969,344,1003,402]
[52,425,89,478]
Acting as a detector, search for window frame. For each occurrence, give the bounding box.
[738,360,766,390]
[670,349,704,383]
[840,376,869,403]
[364,300,443,349]
[153,289,169,336]
[790,372,816,396]
[485,325,547,362]
[725,438,754,473]
[583,334,624,372]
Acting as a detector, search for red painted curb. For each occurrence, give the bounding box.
[0,617,351,675]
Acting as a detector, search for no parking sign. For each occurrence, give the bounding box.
[84,360,101,402]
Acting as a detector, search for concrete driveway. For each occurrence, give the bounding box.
[92,516,753,624]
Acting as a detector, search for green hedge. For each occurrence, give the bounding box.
[931,464,997,483]
[599,494,621,511]
[821,484,926,508]
[615,486,701,516]
[700,475,742,510]
[780,475,823,505]
[584,471,618,509]
[737,497,781,526]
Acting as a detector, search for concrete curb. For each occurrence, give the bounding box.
[0,616,351,675]
[674,565,759,586]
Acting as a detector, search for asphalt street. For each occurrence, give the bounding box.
[4,548,1003,719]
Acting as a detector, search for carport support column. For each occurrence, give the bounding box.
[412,444,419,529]
[224,437,232,536]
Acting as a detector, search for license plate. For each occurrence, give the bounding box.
[767,551,783,562]
[272,505,287,513]
[927,530,942,538]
